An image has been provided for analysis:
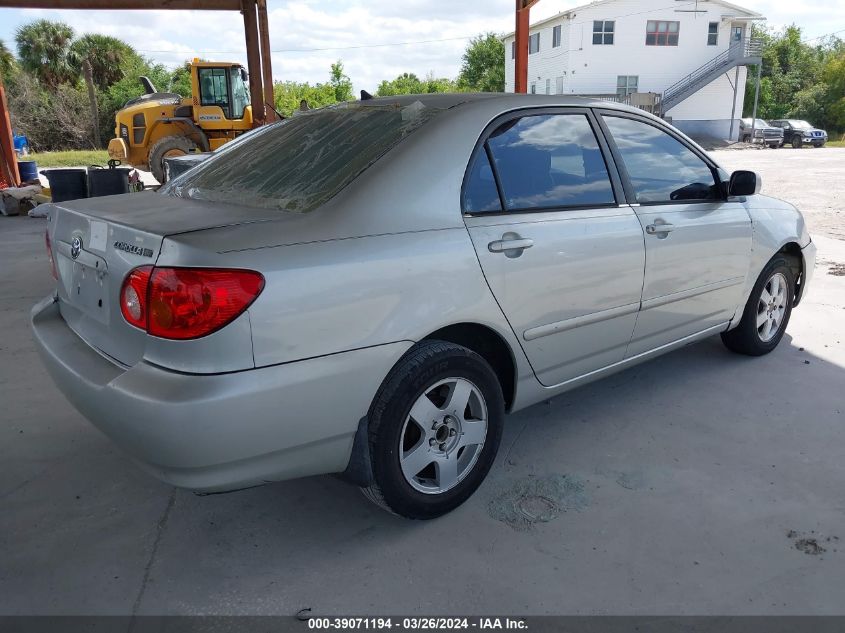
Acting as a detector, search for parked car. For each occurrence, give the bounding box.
[32,95,816,519]
[769,119,828,148]
[739,118,783,148]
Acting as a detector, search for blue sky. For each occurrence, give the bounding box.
[1,0,842,91]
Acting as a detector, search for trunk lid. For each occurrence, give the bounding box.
[47,191,276,367]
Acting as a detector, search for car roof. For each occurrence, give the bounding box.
[355,92,650,115]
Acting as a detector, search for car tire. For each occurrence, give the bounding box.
[149,135,198,184]
[769,143,779,149]
[361,340,504,519]
[721,255,796,356]
[791,136,803,149]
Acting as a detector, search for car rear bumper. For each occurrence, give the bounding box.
[31,295,411,492]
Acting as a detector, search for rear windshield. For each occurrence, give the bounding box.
[161,101,442,212]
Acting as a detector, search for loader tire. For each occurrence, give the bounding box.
[149,135,197,184]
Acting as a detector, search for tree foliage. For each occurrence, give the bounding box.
[273,60,355,116]
[458,33,505,92]
[70,34,137,90]
[330,60,354,102]
[0,39,16,80]
[14,20,78,88]
[744,25,845,132]
[376,72,459,96]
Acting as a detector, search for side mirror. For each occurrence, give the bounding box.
[240,67,248,82]
[728,170,761,197]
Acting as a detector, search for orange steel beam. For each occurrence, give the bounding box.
[514,0,541,94]
[241,0,265,126]
[0,0,240,8]
[0,82,21,188]
[257,0,277,122]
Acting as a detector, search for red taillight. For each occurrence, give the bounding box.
[120,267,264,340]
[45,230,58,280]
[120,265,153,330]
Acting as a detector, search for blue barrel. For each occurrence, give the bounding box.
[17,160,38,182]
[43,169,88,203]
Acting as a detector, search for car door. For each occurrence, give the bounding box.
[598,112,752,357]
[463,109,645,387]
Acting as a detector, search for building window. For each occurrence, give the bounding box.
[511,41,515,59]
[732,26,743,42]
[616,75,638,99]
[593,21,614,45]
[707,22,718,46]
[553,25,562,48]
[646,21,679,46]
[555,76,565,94]
[529,32,540,54]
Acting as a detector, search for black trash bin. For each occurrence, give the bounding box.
[88,165,131,197]
[42,168,87,203]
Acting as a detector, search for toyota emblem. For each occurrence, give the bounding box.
[70,236,82,260]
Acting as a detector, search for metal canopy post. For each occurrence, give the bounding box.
[241,0,265,126]
[514,0,541,94]
[257,0,276,122]
[750,62,762,143]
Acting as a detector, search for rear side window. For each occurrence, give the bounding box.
[463,150,502,213]
[602,115,719,203]
[466,113,615,212]
[163,102,441,212]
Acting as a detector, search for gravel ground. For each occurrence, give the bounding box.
[1,148,844,616]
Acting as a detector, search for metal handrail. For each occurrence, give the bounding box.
[663,37,762,103]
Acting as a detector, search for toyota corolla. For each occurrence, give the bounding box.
[32,94,816,519]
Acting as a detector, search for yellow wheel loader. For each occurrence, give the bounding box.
[108,60,255,183]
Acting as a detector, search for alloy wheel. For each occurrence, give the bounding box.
[756,272,788,342]
[399,377,488,495]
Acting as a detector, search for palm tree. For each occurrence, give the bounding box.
[0,39,16,78]
[14,20,78,88]
[71,34,135,90]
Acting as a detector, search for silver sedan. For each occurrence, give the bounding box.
[32,94,816,519]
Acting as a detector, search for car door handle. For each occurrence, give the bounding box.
[645,223,675,235]
[488,238,534,253]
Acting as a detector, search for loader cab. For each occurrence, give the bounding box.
[192,62,251,123]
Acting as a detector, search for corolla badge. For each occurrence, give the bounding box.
[70,236,82,259]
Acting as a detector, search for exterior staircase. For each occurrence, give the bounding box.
[660,37,762,115]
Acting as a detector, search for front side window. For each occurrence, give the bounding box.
[529,33,540,54]
[708,22,719,45]
[553,25,562,47]
[646,21,679,46]
[198,67,230,117]
[616,75,638,99]
[163,102,442,212]
[469,113,615,212]
[593,21,615,45]
[603,115,719,203]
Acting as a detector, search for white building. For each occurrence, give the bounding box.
[503,0,764,140]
